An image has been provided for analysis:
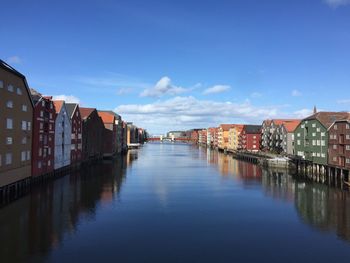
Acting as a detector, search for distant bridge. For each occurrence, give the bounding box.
[148,137,195,143]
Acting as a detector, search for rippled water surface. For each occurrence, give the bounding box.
[1,143,350,262]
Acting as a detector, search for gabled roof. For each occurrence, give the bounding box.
[243,125,261,134]
[0,59,34,108]
[304,112,350,129]
[80,107,96,119]
[99,110,121,120]
[282,120,301,132]
[219,124,236,131]
[272,119,300,126]
[53,100,64,113]
[97,111,115,124]
[65,103,79,118]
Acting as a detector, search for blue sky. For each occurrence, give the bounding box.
[1,0,350,134]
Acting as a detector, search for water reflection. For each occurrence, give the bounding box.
[0,154,134,262]
[200,146,350,243]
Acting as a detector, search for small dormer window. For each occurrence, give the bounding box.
[7,85,14,92]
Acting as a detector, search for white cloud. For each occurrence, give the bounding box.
[203,85,231,95]
[6,56,22,64]
[52,95,80,104]
[251,92,262,98]
[292,89,302,97]
[140,76,187,97]
[293,108,313,118]
[115,96,283,134]
[324,0,350,7]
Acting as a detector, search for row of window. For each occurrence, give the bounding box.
[0,151,30,166]
[332,157,350,164]
[5,136,27,145]
[6,119,31,130]
[0,81,23,95]
[37,160,51,169]
[329,134,350,140]
[4,100,28,111]
[311,152,326,158]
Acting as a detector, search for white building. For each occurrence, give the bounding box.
[53,101,72,169]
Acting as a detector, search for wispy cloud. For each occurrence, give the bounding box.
[6,56,22,65]
[52,95,80,104]
[140,76,187,97]
[203,85,231,95]
[337,99,350,104]
[292,89,302,97]
[251,92,262,98]
[117,87,134,95]
[324,0,350,8]
[293,108,313,118]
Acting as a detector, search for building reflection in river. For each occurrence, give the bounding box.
[201,146,350,243]
[0,154,132,262]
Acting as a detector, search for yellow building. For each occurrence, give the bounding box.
[228,125,244,152]
[218,124,236,150]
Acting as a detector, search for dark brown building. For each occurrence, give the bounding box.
[80,108,104,161]
[328,119,350,169]
[66,103,83,164]
[0,60,34,187]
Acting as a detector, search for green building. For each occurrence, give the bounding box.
[294,111,349,165]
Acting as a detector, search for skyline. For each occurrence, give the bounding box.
[2,0,350,134]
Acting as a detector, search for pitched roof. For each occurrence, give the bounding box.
[99,110,121,120]
[97,111,115,124]
[65,103,78,118]
[219,124,237,131]
[53,100,64,113]
[304,112,350,129]
[80,107,96,119]
[244,125,262,134]
[30,88,43,105]
[282,120,301,132]
[272,119,300,126]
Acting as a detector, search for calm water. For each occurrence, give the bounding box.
[1,143,350,263]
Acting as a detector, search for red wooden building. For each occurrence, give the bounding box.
[66,103,83,164]
[98,111,118,158]
[328,119,350,169]
[239,125,261,152]
[30,90,56,177]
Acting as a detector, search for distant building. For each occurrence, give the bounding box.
[206,127,217,147]
[294,112,350,165]
[0,60,34,187]
[228,125,244,151]
[218,124,236,150]
[272,120,300,155]
[98,111,118,158]
[31,90,56,177]
[328,120,350,169]
[238,125,261,151]
[53,101,72,169]
[167,131,186,138]
[66,103,83,164]
[80,108,104,161]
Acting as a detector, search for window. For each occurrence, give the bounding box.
[16,87,22,95]
[49,124,52,130]
[22,104,27,112]
[312,123,316,128]
[40,122,43,129]
[0,154,2,166]
[21,151,26,161]
[297,140,301,145]
[317,140,320,146]
[50,103,53,109]
[6,100,13,108]
[333,145,337,149]
[312,152,316,157]
[347,135,350,140]
[6,137,13,145]
[301,124,305,128]
[312,140,316,146]
[333,157,337,161]
[346,159,350,164]
[334,134,337,139]
[312,132,316,137]
[317,153,320,157]
[347,124,350,129]
[297,133,301,137]
[7,85,14,92]
[39,148,42,157]
[291,134,294,140]
[317,128,320,132]
[6,118,13,129]
[334,125,338,130]
[346,145,350,150]
[5,153,12,165]
[0,80,3,88]
[27,151,30,160]
[49,113,53,119]
[40,111,44,117]
[38,161,42,169]
[48,148,51,155]
[48,160,51,166]
[21,121,27,130]
[22,137,27,144]
[321,153,326,158]
[321,140,325,146]
[42,101,45,107]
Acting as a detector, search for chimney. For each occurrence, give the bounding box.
[313,105,317,114]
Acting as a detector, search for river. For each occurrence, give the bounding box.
[1,142,350,262]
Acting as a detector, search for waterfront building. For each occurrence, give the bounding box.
[80,108,104,161]
[189,129,201,144]
[127,123,139,145]
[31,90,56,177]
[121,121,128,152]
[228,125,244,152]
[238,125,261,151]
[198,129,207,145]
[271,120,301,155]
[98,111,118,158]
[66,103,83,164]
[261,120,272,150]
[218,124,236,150]
[0,60,34,187]
[167,130,186,138]
[294,112,350,165]
[213,128,219,148]
[328,119,350,169]
[53,101,72,169]
[206,127,217,147]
